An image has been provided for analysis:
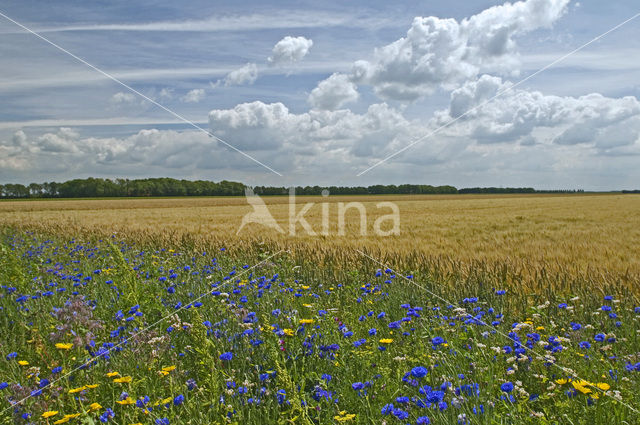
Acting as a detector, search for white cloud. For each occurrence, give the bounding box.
[110,92,137,104]
[212,63,259,88]
[308,73,359,110]
[208,100,413,158]
[343,0,570,101]
[181,89,206,103]
[35,127,81,153]
[436,74,640,150]
[268,36,313,66]
[158,88,174,99]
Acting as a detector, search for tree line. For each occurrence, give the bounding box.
[0,177,587,199]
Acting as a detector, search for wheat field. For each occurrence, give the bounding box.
[2,193,639,290]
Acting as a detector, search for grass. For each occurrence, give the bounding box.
[0,194,639,424]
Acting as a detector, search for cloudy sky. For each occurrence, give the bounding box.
[1,0,639,190]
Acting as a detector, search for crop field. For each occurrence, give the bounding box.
[0,194,639,424]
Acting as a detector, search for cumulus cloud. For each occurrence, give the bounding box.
[208,100,414,160]
[437,74,640,150]
[181,88,206,103]
[212,63,259,88]
[268,36,313,65]
[308,73,359,110]
[328,0,570,101]
[110,92,137,104]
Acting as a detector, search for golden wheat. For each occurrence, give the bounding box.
[2,193,639,291]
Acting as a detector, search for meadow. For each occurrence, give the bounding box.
[0,194,639,424]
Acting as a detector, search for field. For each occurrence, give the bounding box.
[1,194,639,424]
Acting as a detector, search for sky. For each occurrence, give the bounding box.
[0,0,639,190]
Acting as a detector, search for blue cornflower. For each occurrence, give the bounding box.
[219,352,233,361]
[411,366,428,379]
[500,382,514,393]
[381,403,394,415]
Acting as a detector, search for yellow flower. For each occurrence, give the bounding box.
[299,319,314,325]
[42,411,59,418]
[55,343,73,350]
[113,376,132,383]
[18,360,29,366]
[106,371,120,377]
[85,384,99,389]
[595,382,610,391]
[555,379,569,385]
[283,329,294,337]
[161,365,176,372]
[88,402,102,411]
[68,386,87,394]
[53,418,70,424]
[116,397,135,405]
[64,414,81,419]
[571,380,592,394]
[301,286,310,290]
[379,338,393,344]
[334,412,356,422]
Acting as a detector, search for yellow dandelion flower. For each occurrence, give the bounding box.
[379,338,393,344]
[55,343,73,350]
[68,386,87,394]
[571,381,591,394]
[18,360,29,366]
[42,411,58,418]
[301,286,310,290]
[106,371,120,377]
[88,402,102,411]
[113,376,132,383]
[116,398,135,405]
[161,365,176,372]
[53,418,70,424]
[283,329,294,337]
[299,319,314,325]
[595,382,610,391]
[555,379,568,385]
[159,371,169,376]
[63,413,81,419]
[334,412,356,422]
[85,384,99,389]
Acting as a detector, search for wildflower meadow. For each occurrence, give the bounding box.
[0,229,638,424]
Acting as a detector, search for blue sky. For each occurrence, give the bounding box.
[1,0,639,189]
